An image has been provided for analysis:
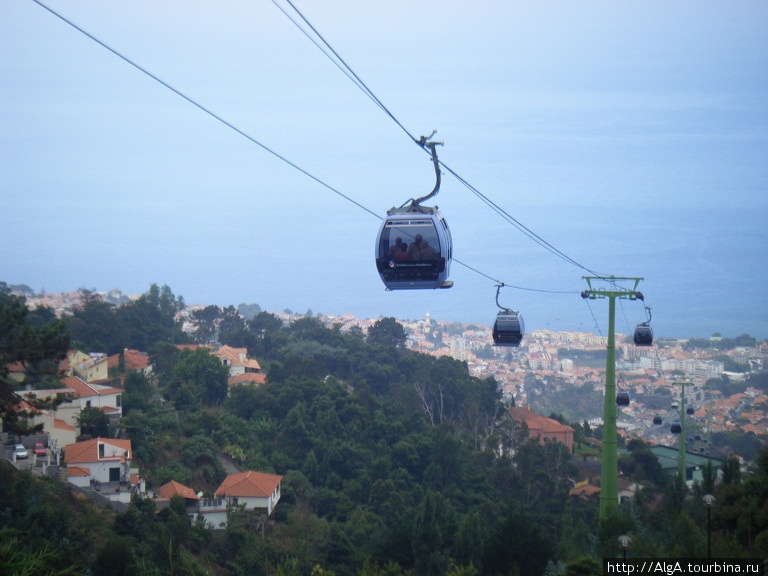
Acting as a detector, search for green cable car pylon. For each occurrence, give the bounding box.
[581,276,645,520]
[672,381,692,481]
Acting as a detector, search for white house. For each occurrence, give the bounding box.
[214,470,283,525]
[214,346,262,378]
[60,376,123,426]
[64,438,137,504]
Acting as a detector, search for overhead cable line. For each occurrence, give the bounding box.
[32,0,578,294]
[30,0,380,221]
[31,0,573,295]
[272,0,422,148]
[275,0,608,279]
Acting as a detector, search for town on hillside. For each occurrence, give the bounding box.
[23,288,768,452]
[319,310,768,449]
[4,287,766,532]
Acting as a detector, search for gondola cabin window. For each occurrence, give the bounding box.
[378,219,442,262]
[375,213,452,290]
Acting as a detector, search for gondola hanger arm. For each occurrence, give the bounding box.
[413,133,444,207]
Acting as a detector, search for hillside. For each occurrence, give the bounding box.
[3,283,768,575]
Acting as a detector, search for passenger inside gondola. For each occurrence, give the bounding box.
[394,243,409,261]
[383,227,441,262]
[407,234,424,258]
[387,237,403,258]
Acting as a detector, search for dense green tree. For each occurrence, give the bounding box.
[92,536,137,576]
[721,454,742,485]
[76,406,111,439]
[483,504,553,576]
[0,284,69,435]
[218,305,251,348]
[564,556,603,576]
[453,510,485,571]
[367,317,407,348]
[116,284,187,351]
[191,304,221,345]
[621,439,666,488]
[412,490,455,576]
[122,370,154,415]
[65,288,118,352]
[170,347,229,406]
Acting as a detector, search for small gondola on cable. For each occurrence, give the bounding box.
[653,415,663,425]
[375,134,453,290]
[634,305,654,346]
[492,284,525,347]
[616,391,630,407]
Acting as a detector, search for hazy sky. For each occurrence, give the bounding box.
[2,1,767,339]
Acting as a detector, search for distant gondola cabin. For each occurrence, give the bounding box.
[492,312,525,347]
[634,324,653,346]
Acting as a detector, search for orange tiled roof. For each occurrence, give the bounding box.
[54,418,76,432]
[98,406,120,415]
[64,438,132,464]
[7,361,25,373]
[107,349,150,372]
[508,406,574,435]
[61,376,122,398]
[216,345,261,371]
[67,466,91,477]
[229,373,267,386]
[215,471,282,498]
[159,480,199,500]
[570,484,600,498]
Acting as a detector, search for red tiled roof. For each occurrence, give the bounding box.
[159,480,199,500]
[54,418,76,432]
[570,484,600,498]
[7,361,25,373]
[98,406,120,415]
[64,438,132,464]
[67,466,91,477]
[61,376,122,398]
[216,345,261,371]
[215,471,282,498]
[107,349,150,372]
[228,373,267,386]
[508,406,574,435]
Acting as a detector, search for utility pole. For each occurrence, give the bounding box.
[581,276,645,520]
[675,381,692,482]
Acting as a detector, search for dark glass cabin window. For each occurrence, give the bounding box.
[379,219,441,262]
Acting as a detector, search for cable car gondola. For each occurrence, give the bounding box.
[686,405,695,415]
[491,284,524,347]
[375,137,453,290]
[634,306,654,346]
[616,391,630,407]
[671,422,682,434]
[653,415,663,425]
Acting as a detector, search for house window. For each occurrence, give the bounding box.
[98,443,105,458]
[86,400,92,408]
[109,467,120,482]
[116,394,122,408]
